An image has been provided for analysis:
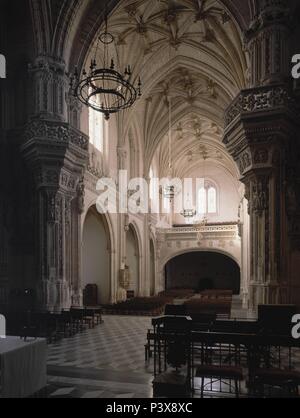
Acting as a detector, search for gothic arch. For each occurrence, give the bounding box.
[164,249,241,294]
[83,205,112,250]
[82,202,116,253]
[126,222,142,296]
[82,204,116,304]
[29,0,52,56]
[162,247,241,270]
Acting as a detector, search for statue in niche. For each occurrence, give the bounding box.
[89,150,103,177]
[121,265,130,289]
[116,286,127,303]
[77,180,85,214]
[252,180,267,215]
[117,265,131,302]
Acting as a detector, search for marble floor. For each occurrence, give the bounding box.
[45,313,300,399]
[46,316,154,398]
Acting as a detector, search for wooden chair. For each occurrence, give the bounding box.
[145,329,155,362]
[152,316,193,398]
[192,332,244,398]
[249,336,300,398]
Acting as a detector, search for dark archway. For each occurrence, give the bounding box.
[165,252,241,295]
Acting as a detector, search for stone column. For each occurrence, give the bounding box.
[117,147,128,301]
[20,55,89,311]
[21,120,88,312]
[247,0,292,87]
[224,87,298,310]
[28,56,68,121]
[223,1,297,311]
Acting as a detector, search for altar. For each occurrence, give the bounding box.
[0,337,47,398]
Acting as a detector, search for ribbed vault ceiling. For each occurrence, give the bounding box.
[85,0,249,178]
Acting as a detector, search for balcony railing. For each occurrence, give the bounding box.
[157,222,239,238]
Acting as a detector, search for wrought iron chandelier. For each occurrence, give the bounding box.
[164,185,175,201]
[70,14,141,120]
[181,208,197,219]
[181,193,196,220]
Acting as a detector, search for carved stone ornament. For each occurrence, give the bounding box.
[25,120,89,151]
[77,180,85,214]
[225,86,296,127]
[238,151,252,174]
[252,178,268,216]
[88,150,103,177]
[254,148,269,165]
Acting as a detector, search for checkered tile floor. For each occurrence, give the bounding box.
[45,315,300,399]
[46,316,154,398]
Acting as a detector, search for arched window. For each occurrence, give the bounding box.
[198,188,206,214]
[197,182,217,215]
[208,187,217,214]
[89,97,104,152]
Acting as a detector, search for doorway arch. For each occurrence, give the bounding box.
[82,206,111,304]
[164,251,241,295]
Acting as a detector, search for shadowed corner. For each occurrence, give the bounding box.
[0,54,6,79]
[0,314,6,338]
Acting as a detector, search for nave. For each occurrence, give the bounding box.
[1,0,300,401]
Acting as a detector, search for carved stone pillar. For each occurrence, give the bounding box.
[245,172,273,307]
[21,119,88,311]
[28,56,68,121]
[224,84,298,310]
[224,1,298,310]
[66,92,83,130]
[246,0,292,87]
[117,147,128,290]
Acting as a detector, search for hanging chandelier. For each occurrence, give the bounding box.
[70,14,141,120]
[164,185,175,201]
[181,192,196,220]
[181,208,197,219]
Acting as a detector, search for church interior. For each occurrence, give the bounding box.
[1,0,300,399]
